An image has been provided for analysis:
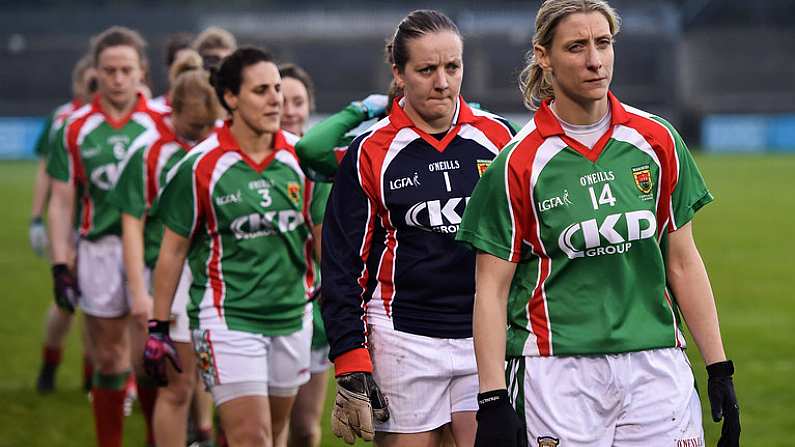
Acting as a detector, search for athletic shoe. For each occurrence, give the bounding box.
[36,364,56,393]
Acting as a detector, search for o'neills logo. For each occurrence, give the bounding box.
[676,437,703,447]
[537,436,559,447]
[632,164,653,194]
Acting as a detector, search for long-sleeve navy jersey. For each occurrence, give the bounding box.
[321,97,516,365]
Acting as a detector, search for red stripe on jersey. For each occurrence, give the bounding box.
[358,126,399,317]
[145,140,167,208]
[64,111,95,235]
[621,112,679,235]
[194,148,227,318]
[80,195,93,237]
[302,182,316,296]
[663,289,683,347]
[508,131,553,356]
[471,114,514,149]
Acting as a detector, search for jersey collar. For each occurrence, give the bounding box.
[534,91,630,162]
[388,95,477,152]
[534,91,629,138]
[92,92,148,130]
[216,120,290,173]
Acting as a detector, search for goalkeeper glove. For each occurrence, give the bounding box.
[29,217,48,257]
[143,319,182,386]
[331,372,389,444]
[52,263,79,313]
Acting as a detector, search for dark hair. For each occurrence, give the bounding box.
[165,32,193,67]
[91,26,147,67]
[210,46,274,113]
[279,63,316,112]
[386,9,462,73]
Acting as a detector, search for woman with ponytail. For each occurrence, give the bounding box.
[108,48,222,447]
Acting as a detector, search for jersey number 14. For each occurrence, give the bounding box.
[588,184,616,210]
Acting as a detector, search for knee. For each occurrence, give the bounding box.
[290,416,321,442]
[159,380,193,407]
[228,422,271,447]
[93,343,127,373]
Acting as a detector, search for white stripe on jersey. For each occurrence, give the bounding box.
[524,137,568,357]
[275,150,306,183]
[155,142,183,193]
[458,124,501,156]
[469,106,516,136]
[76,114,106,149]
[185,134,221,237]
[612,125,664,225]
[621,104,682,231]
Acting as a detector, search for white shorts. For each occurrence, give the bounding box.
[368,324,478,433]
[191,321,312,404]
[309,345,331,375]
[77,235,129,318]
[168,263,192,343]
[508,348,704,447]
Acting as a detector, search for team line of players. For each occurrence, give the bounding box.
[30,2,740,447]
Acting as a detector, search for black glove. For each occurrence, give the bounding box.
[52,263,79,313]
[707,360,740,447]
[475,389,528,447]
[331,372,389,444]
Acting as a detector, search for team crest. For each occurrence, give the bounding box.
[476,159,492,177]
[287,182,301,205]
[632,164,653,194]
[537,436,560,447]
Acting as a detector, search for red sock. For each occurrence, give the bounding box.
[136,378,158,445]
[42,346,62,366]
[92,387,126,447]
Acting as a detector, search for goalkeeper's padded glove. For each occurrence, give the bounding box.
[707,360,740,447]
[143,319,183,386]
[331,372,389,444]
[474,389,528,447]
[351,94,389,120]
[29,217,48,257]
[52,263,79,313]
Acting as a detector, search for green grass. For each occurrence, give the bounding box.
[0,155,793,446]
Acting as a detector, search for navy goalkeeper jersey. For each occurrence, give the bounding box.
[321,97,516,362]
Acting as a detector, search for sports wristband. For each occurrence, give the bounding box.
[147,319,170,336]
[707,360,734,378]
[477,389,509,410]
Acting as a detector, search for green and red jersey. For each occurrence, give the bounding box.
[108,123,191,267]
[458,93,713,358]
[46,94,169,240]
[155,123,330,336]
[34,100,83,159]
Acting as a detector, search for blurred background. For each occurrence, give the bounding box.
[0,1,793,446]
[1,0,794,157]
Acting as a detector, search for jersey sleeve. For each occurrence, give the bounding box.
[46,125,72,183]
[33,112,55,158]
[309,181,332,224]
[295,104,367,179]
[320,135,377,374]
[458,141,531,263]
[155,154,200,238]
[655,118,714,230]
[107,145,147,219]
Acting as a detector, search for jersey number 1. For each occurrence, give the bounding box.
[588,184,616,210]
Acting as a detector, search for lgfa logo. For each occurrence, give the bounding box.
[558,210,656,259]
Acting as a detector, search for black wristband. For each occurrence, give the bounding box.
[477,389,509,410]
[707,360,734,378]
[31,216,43,224]
[147,319,170,336]
[52,263,69,275]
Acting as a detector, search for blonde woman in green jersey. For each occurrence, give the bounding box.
[458,1,739,446]
[149,47,330,447]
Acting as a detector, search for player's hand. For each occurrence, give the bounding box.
[130,292,153,322]
[29,217,48,257]
[331,372,389,444]
[352,94,389,120]
[143,319,182,386]
[707,360,740,447]
[51,263,79,313]
[474,389,528,447]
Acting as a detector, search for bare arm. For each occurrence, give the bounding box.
[312,224,322,263]
[667,222,727,365]
[152,227,190,322]
[474,252,518,392]
[121,213,151,318]
[47,179,75,265]
[31,158,52,219]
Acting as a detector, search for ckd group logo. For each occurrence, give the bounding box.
[405,196,469,234]
[230,210,304,240]
[90,162,122,191]
[558,210,656,258]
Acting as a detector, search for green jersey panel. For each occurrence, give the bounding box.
[459,94,713,358]
[295,104,364,180]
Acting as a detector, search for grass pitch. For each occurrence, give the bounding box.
[0,155,793,446]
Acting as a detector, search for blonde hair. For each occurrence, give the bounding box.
[192,27,237,56]
[519,0,621,110]
[169,49,222,119]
